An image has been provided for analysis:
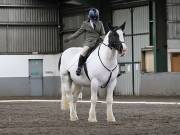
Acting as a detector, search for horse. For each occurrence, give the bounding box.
[59,22,127,122]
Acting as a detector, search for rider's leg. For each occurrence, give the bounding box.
[76,46,90,76]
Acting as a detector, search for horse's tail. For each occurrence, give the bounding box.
[58,54,62,71]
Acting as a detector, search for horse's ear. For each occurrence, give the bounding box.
[119,22,126,31]
[108,23,114,31]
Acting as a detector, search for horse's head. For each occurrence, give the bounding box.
[105,22,127,55]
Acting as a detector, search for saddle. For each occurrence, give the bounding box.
[84,38,103,60]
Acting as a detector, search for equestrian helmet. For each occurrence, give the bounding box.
[88,8,99,22]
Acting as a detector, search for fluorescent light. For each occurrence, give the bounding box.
[65,0,82,5]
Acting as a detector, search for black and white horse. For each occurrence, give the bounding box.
[59,22,127,122]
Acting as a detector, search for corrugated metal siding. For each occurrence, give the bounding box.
[7,26,58,53]
[0,0,52,5]
[115,64,133,95]
[133,6,149,34]
[167,0,180,39]
[0,0,60,54]
[0,26,7,52]
[113,9,131,35]
[63,14,85,50]
[0,8,8,22]
[7,8,58,23]
[167,0,180,4]
[134,35,149,61]
[133,6,149,61]
[63,14,84,30]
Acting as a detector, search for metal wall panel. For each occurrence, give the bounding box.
[133,35,149,61]
[167,0,180,4]
[113,9,131,35]
[0,1,59,54]
[167,5,180,21]
[63,13,85,50]
[0,8,8,22]
[168,23,180,39]
[0,0,53,5]
[167,0,180,39]
[63,14,85,30]
[133,6,149,34]
[115,64,133,95]
[0,26,7,52]
[6,8,58,23]
[7,26,58,53]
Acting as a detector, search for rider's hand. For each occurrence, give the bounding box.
[64,38,70,43]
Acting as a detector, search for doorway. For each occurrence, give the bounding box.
[29,59,43,96]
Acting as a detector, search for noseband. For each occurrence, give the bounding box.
[102,41,125,52]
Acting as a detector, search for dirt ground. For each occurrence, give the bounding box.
[0,97,180,135]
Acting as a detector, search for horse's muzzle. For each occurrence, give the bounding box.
[119,44,127,56]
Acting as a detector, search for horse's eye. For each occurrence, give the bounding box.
[123,33,126,36]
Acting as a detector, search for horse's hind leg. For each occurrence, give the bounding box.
[106,79,116,122]
[61,74,71,110]
[88,78,99,122]
[71,82,81,120]
[66,82,82,121]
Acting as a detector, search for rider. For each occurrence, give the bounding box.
[64,8,105,76]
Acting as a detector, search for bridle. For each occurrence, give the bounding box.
[102,40,125,55]
[102,30,125,52]
[102,41,125,49]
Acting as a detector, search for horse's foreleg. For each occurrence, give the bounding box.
[88,79,99,122]
[106,79,116,122]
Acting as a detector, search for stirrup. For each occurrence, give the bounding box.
[76,67,81,76]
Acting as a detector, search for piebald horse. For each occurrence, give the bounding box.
[59,22,127,122]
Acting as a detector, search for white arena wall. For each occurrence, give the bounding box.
[0,54,61,96]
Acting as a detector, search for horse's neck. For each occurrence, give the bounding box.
[99,43,118,69]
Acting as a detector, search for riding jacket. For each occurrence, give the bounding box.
[67,20,105,48]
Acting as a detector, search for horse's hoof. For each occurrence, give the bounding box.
[70,117,79,121]
[88,118,97,122]
[107,117,116,122]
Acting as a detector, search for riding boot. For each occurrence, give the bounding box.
[76,55,86,76]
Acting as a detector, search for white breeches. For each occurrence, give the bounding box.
[80,46,90,56]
